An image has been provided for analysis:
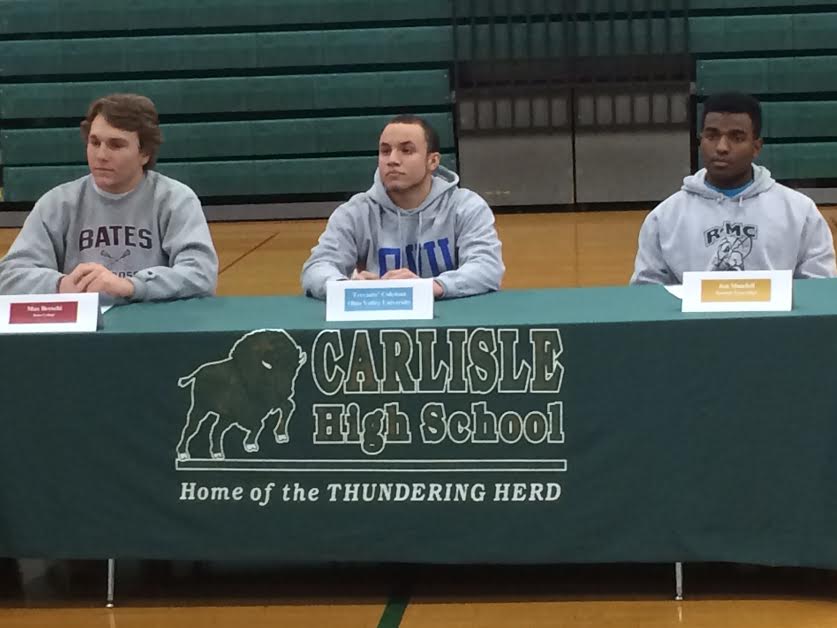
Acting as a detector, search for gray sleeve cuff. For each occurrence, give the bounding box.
[129,276,147,302]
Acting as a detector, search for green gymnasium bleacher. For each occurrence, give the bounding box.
[1,0,836,206]
[0,0,455,204]
[692,1,837,181]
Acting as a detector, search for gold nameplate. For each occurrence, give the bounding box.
[701,279,771,302]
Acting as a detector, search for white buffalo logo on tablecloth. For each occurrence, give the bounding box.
[176,329,307,460]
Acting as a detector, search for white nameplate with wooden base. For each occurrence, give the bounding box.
[682,270,792,313]
[326,278,434,322]
[0,293,100,333]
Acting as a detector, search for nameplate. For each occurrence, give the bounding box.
[326,279,434,321]
[682,270,792,312]
[0,293,100,333]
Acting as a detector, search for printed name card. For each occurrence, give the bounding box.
[0,293,100,333]
[682,270,792,312]
[326,279,434,321]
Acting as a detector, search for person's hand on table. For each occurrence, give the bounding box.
[381,268,444,298]
[61,263,134,298]
[352,270,380,280]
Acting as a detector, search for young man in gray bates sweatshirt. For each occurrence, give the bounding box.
[631,92,835,285]
[301,115,504,299]
[0,93,218,302]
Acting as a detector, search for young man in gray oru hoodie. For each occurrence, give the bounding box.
[631,92,836,285]
[0,93,218,303]
[301,115,504,299]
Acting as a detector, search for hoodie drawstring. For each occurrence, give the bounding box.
[418,213,423,276]
[397,211,423,276]
[397,212,403,273]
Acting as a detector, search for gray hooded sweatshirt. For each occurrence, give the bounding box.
[0,171,218,301]
[631,165,836,285]
[301,165,504,299]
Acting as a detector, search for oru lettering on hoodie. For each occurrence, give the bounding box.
[302,165,505,299]
[631,165,836,285]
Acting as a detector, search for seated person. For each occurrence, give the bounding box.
[631,92,836,285]
[0,93,218,302]
[301,114,504,299]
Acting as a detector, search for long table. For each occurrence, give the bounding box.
[2,281,837,566]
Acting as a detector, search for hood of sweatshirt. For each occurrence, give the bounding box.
[681,164,775,204]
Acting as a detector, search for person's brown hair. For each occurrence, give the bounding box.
[80,93,163,169]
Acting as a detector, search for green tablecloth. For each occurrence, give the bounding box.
[2,281,837,565]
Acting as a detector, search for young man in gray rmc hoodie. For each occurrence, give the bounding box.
[631,92,836,285]
[0,93,218,303]
[301,115,504,300]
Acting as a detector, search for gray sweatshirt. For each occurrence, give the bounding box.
[0,171,218,301]
[301,165,504,299]
[631,165,836,285]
